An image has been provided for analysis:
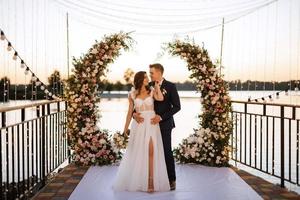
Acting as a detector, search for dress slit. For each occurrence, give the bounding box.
[148,136,154,192]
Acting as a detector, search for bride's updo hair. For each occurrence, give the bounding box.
[133,71,150,96]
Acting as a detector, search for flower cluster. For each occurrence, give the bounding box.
[173,128,231,166]
[65,32,133,166]
[166,39,233,167]
[112,130,130,150]
[73,129,122,165]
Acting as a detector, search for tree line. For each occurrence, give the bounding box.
[1,67,298,101]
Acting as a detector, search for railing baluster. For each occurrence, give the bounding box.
[289,119,291,182]
[240,113,242,162]
[12,125,15,199]
[266,116,269,173]
[6,123,9,198]
[280,106,285,188]
[260,116,263,170]
[36,106,40,185]
[17,124,20,198]
[41,105,46,186]
[255,115,257,168]
[55,112,58,168]
[235,113,238,161]
[272,117,275,176]
[244,103,247,164]
[297,120,299,185]
[45,104,49,173]
[57,112,60,165]
[21,108,25,198]
[51,114,54,171]
[31,119,34,190]
[249,114,252,166]
[26,121,30,195]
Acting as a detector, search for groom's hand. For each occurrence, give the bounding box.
[151,115,162,125]
[133,112,144,124]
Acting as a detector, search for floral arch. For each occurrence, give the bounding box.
[65,33,233,167]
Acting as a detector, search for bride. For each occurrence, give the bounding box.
[112,71,170,193]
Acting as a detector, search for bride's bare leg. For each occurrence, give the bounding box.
[148,137,154,193]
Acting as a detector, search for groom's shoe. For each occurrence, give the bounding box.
[170,181,176,191]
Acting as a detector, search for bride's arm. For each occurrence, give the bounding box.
[123,95,134,135]
[153,81,164,101]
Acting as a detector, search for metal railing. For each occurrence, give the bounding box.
[2,98,299,199]
[0,100,70,199]
[230,100,300,188]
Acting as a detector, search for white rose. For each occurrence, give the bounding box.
[91,48,98,54]
[100,139,106,144]
[197,137,204,144]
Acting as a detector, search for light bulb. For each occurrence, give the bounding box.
[31,74,37,82]
[13,52,18,60]
[21,60,25,68]
[36,81,41,86]
[7,42,12,51]
[0,31,5,40]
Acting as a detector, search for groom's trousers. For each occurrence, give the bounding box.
[161,128,176,183]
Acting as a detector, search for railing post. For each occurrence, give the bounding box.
[280,105,285,188]
[66,101,71,164]
[1,112,6,198]
[41,105,46,186]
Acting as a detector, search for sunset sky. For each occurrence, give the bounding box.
[0,0,299,84]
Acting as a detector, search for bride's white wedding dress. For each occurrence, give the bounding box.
[112,87,170,192]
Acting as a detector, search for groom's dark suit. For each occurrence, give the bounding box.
[149,79,181,183]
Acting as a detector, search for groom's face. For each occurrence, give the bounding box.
[149,68,161,82]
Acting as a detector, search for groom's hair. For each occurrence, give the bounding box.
[149,63,164,74]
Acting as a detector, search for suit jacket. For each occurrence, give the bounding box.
[149,79,181,130]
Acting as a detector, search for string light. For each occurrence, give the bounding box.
[248,88,295,103]
[0,28,62,100]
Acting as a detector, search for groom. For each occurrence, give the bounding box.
[133,63,181,191]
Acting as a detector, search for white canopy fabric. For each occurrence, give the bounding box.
[52,0,277,35]
[69,164,262,200]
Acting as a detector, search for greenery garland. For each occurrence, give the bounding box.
[64,32,133,165]
[166,39,233,167]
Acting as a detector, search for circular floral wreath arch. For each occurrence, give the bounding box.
[166,39,233,167]
[65,33,133,165]
[65,33,233,167]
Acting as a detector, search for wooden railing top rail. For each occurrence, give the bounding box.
[0,99,299,113]
[0,100,63,113]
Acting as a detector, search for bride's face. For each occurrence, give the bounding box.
[143,73,149,86]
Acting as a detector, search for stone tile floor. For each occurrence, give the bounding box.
[32,163,300,200]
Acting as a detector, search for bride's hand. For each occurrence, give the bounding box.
[123,129,129,136]
[154,81,160,89]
